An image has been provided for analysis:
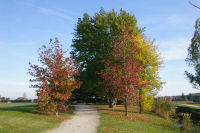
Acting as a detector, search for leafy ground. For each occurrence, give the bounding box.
[0,102,74,133]
[93,105,179,133]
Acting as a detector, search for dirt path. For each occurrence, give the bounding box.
[47,104,99,133]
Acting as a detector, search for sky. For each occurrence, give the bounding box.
[0,0,200,99]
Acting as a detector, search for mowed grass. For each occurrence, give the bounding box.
[188,103,200,107]
[93,105,179,133]
[0,102,75,133]
[178,104,200,109]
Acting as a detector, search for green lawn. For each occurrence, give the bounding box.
[188,103,200,107]
[192,104,200,106]
[178,104,200,109]
[0,102,74,133]
[93,105,179,133]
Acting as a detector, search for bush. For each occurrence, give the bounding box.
[152,97,176,119]
[173,113,200,133]
[176,106,200,123]
[178,113,193,132]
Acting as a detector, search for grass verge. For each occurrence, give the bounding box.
[188,103,200,107]
[93,105,179,133]
[178,104,200,109]
[0,102,75,133]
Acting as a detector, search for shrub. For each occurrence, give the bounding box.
[152,97,176,118]
[178,113,193,132]
[176,106,200,123]
[174,113,200,133]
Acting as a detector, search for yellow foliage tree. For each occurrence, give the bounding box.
[135,34,163,113]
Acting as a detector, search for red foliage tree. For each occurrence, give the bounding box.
[101,28,146,116]
[28,38,82,115]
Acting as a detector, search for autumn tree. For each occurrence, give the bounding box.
[71,8,144,104]
[185,18,200,90]
[136,36,163,113]
[28,38,81,115]
[101,27,146,116]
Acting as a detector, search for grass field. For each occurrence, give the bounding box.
[178,104,200,109]
[188,103,200,107]
[0,102,74,133]
[93,105,179,133]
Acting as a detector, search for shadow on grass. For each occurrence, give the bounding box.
[0,104,39,114]
[0,104,75,116]
[95,107,139,114]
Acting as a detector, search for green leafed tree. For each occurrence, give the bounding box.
[71,8,144,104]
[185,18,200,90]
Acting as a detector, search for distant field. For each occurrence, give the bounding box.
[93,105,179,133]
[0,102,37,107]
[0,102,74,133]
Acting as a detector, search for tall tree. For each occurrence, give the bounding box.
[101,27,147,116]
[71,8,143,103]
[136,36,163,113]
[28,38,81,115]
[185,18,200,90]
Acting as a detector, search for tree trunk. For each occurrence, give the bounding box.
[55,111,58,116]
[108,91,115,108]
[109,98,113,108]
[125,95,128,117]
[139,89,143,113]
[109,99,113,108]
[112,98,117,108]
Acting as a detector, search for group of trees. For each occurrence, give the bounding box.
[71,9,163,116]
[28,2,200,117]
[29,9,163,116]
[0,96,10,103]
[99,27,163,116]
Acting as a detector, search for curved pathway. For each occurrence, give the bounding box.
[47,105,99,133]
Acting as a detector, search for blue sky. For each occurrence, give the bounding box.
[0,0,200,99]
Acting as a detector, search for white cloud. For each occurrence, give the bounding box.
[158,80,199,96]
[0,80,36,99]
[139,13,194,32]
[0,80,29,87]
[21,1,74,21]
[166,14,190,25]
[158,38,190,61]
[38,7,74,21]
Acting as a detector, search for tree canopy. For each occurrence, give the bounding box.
[71,8,144,102]
[29,38,81,115]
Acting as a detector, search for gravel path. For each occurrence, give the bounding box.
[47,105,99,133]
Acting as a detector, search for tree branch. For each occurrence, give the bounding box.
[189,1,200,9]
